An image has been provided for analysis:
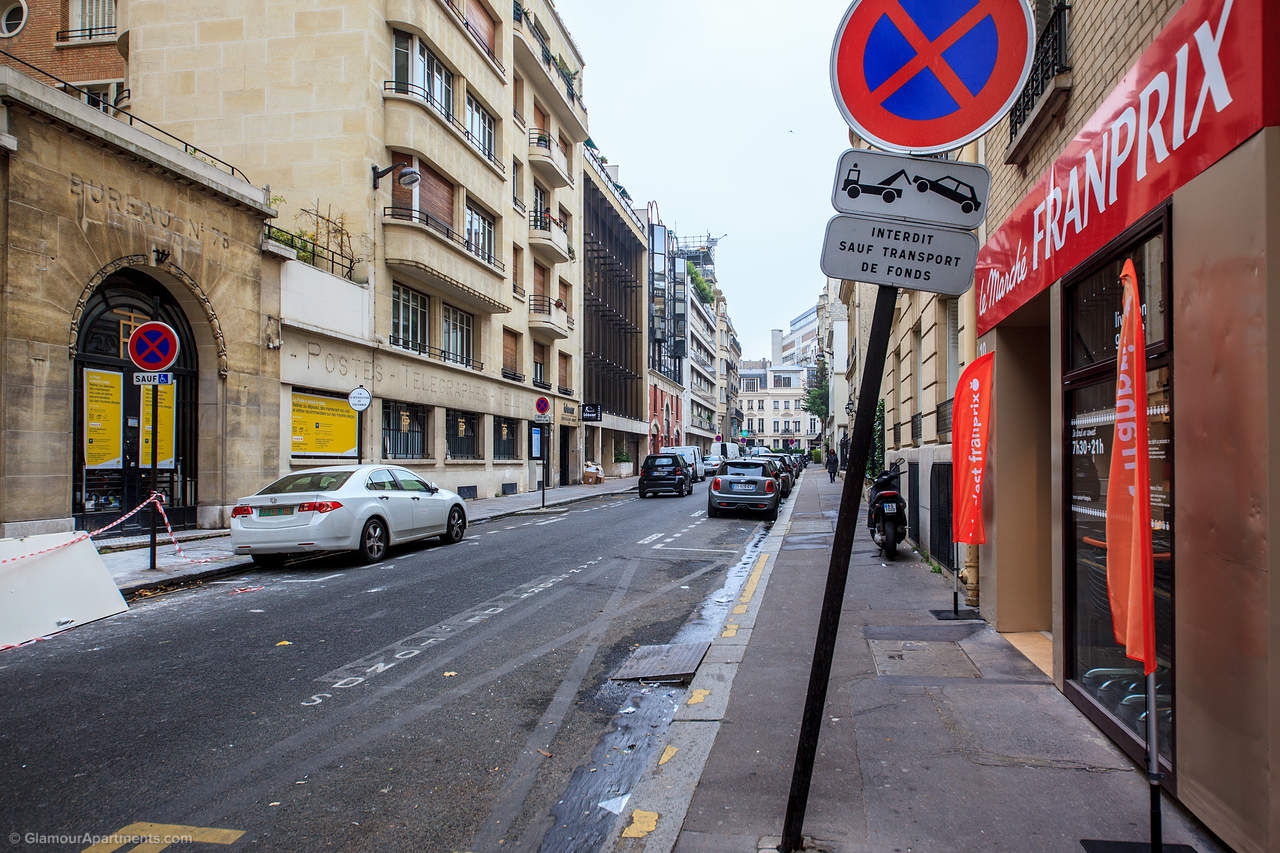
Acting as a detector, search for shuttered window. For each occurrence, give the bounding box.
[533,103,548,132]
[533,343,548,383]
[502,329,519,372]
[418,162,454,227]
[533,263,548,297]
[557,280,571,310]
[558,353,571,388]
[391,152,414,210]
[466,0,496,50]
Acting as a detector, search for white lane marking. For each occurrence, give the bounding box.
[283,574,342,584]
[505,526,518,530]
[653,545,739,553]
[691,510,705,517]
[662,538,676,543]
[637,533,662,545]
[535,516,567,526]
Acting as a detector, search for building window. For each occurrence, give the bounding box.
[465,94,496,160]
[70,0,113,32]
[773,420,780,433]
[772,400,779,410]
[391,284,428,352]
[743,378,758,392]
[773,375,792,388]
[0,1,24,37]
[465,203,496,265]
[445,409,480,459]
[393,32,453,119]
[533,342,548,385]
[810,418,818,434]
[425,45,454,117]
[382,400,428,459]
[784,400,791,410]
[1064,225,1173,762]
[533,183,548,217]
[494,417,519,460]
[441,303,474,366]
[63,81,123,114]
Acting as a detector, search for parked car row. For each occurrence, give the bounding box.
[635,447,810,522]
[229,464,468,565]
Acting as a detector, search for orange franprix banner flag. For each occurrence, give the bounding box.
[952,352,994,545]
[1106,259,1156,675]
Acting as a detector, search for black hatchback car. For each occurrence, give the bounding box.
[638,453,693,498]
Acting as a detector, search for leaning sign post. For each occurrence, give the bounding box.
[780,2,1032,850]
[127,321,181,573]
[534,397,552,508]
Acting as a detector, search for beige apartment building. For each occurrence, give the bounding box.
[739,360,819,452]
[115,0,591,498]
[714,296,742,442]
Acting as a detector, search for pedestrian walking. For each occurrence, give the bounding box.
[826,447,839,483]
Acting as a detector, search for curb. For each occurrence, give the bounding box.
[116,482,640,598]
[608,472,807,852]
[98,530,230,554]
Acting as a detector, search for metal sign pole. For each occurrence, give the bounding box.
[1147,671,1162,851]
[780,283,897,852]
[149,384,158,573]
[542,428,548,509]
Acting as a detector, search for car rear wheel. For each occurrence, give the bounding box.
[765,501,779,521]
[441,506,466,544]
[639,489,647,499]
[359,517,388,564]
[707,502,720,518]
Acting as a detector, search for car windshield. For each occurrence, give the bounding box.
[722,462,767,476]
[259,470,353,494]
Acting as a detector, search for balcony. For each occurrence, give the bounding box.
[528,211,571,264]
[1005,3,1072,165]
[527,128,572,188]
[511,1,588,141]
[382,208,510,315]
[936,398,953,438]
[557,384,575,398]
[56,26,116,43]
[527,294,571,341]
[502,367,525,382]
[389,334,484,372]
[911,412,923,445]
[532,375,552,391]
[383,82,505,178]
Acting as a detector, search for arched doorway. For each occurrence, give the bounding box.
[73,269,199,535]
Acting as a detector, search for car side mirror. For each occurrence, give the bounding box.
[427,483,439,494]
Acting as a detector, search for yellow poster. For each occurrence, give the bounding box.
[139,383,176,469]
[84,368,123,469]
[291,392,358,457]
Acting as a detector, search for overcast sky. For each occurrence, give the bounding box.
[556,0,853,361]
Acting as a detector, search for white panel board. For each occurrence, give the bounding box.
[0,533,127,646]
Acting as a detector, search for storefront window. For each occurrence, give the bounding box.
[1068,233,1166,371]
[445,409,480,460]
[1065,226,1172,761]
[493,416,519,460]
[382,400,427,459]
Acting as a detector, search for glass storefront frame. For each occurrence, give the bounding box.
[1060,205,1178,784]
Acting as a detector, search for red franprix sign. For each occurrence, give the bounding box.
[975,0,1274,336]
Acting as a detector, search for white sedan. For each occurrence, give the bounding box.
[230,465,467,565]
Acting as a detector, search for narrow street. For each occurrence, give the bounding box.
[0,480,775,852]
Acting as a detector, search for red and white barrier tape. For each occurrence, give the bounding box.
[150,500,225,565]
[1,492,234,567]
[0,493,165,566]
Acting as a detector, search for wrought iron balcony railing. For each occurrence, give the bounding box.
[264,224,356,280]
[384,206,505,272]
[1008,3,1071,143]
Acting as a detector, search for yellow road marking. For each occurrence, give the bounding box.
[732,604,748,615]
[83,822,243,853]
[738,554,767,605]
[721,623,738,638]
[687,689,710,705]
[620,810,659,838]
[658,745,679,765]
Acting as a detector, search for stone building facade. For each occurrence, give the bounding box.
[116,0,591,498]
[0,68,279,537]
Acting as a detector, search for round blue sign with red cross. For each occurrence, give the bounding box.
[830,0,1034,154]
[535,396,550,414]
[127,321,180,372]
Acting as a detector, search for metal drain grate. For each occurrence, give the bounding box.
[610,642,710,682]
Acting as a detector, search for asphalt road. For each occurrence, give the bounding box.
[0,478,777,852]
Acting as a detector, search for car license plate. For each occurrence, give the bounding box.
[731,482,754,492]
[258,506,294,517]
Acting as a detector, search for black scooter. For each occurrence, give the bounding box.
[867,459,907,559]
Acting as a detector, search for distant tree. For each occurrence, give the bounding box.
[801,359,829,420]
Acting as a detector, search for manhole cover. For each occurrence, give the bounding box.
[867,639,980,678]
[611,642,710,682]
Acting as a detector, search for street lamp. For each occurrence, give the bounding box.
[845,398,855,416]
[372,162,421,190]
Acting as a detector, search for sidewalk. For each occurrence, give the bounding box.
[104,476,639,596]
[613,472,1224,853]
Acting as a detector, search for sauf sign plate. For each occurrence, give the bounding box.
[820,215,979,296]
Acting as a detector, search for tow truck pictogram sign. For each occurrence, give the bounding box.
[830,147,991,230]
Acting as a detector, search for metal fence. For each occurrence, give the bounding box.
[1008,3,1072,143]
